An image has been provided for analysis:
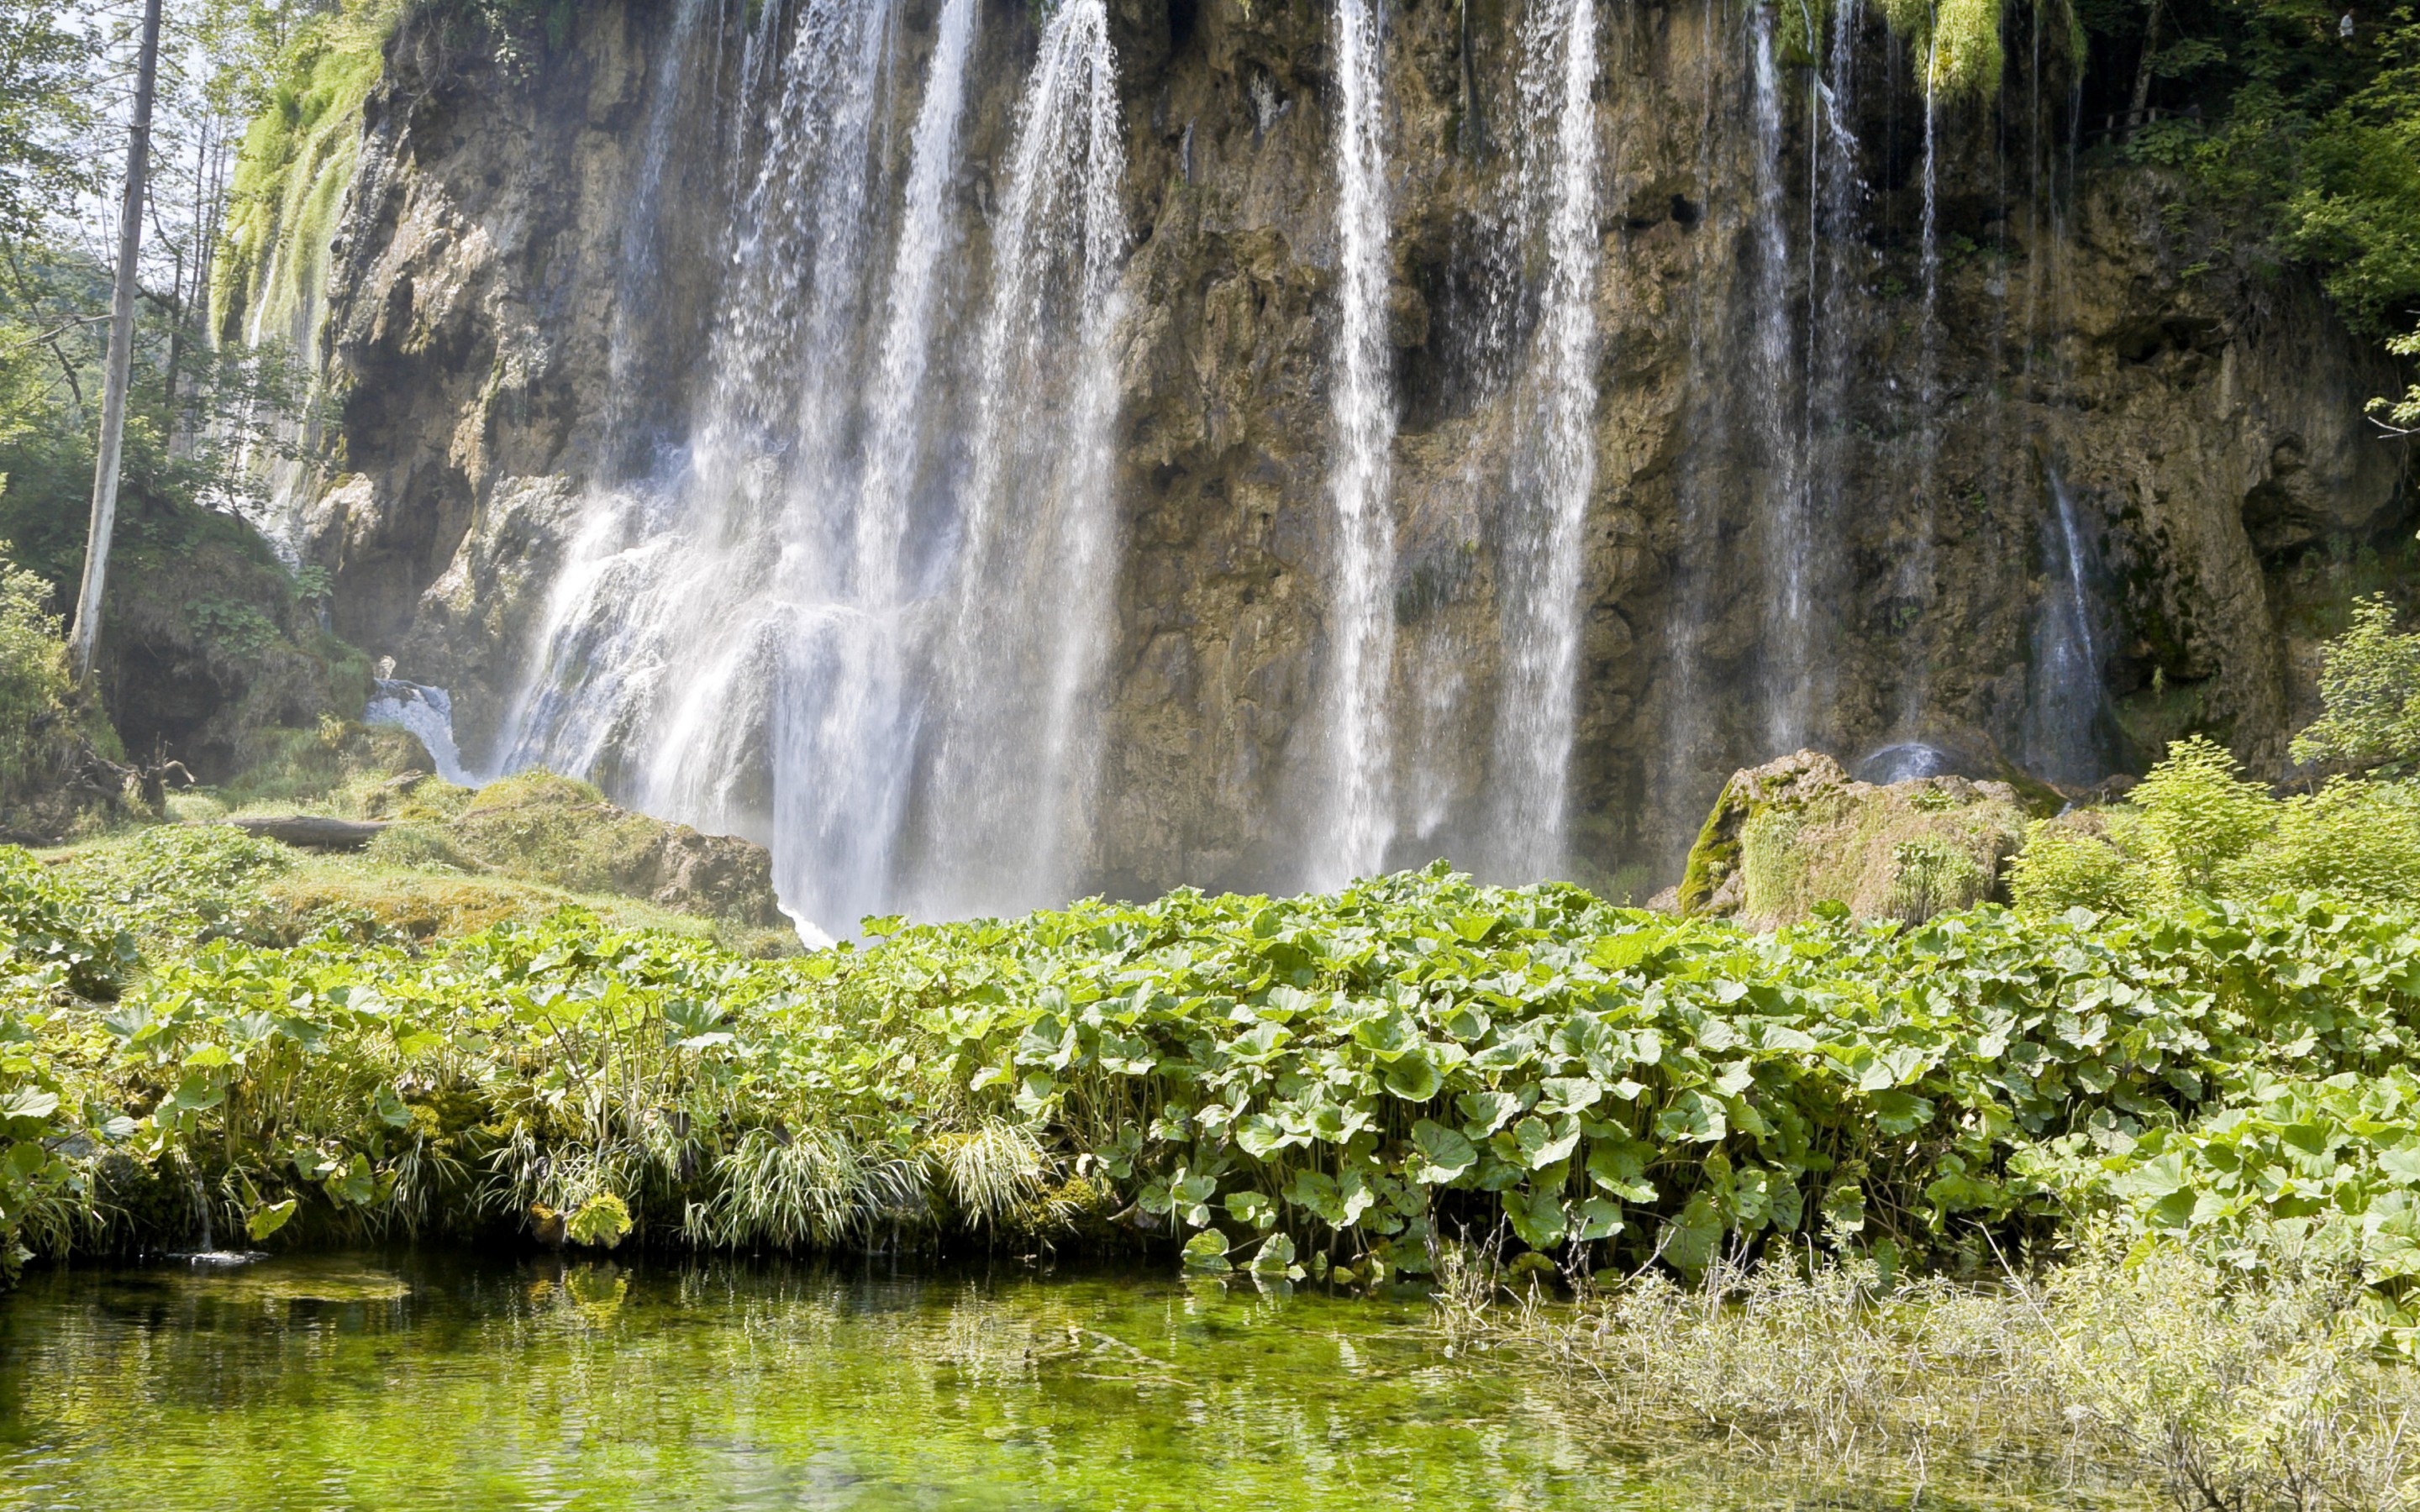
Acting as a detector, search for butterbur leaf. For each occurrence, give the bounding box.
[1248,1232,1297,1274]
[1572,1196,1623,1242]
[1586,1141,1656,1203]
[1234,1114,1292,1158]
[1456,1089,1523,1138]
[375,1085,413,1128]
[1225,1190,1276,1229]
[247,1200,297,1242]
[1864,1088,1934,1135]
[1355,1011,1418,1062]
[1383,1052,1443,1102]
[1536,1077,1600,1117]
[1410,1119,1478,1184]
[0,1087,58,1123]
[1660,1194,1723,1276]
[1507,1188,1566,1249]
[1181,1230,1233,1272]
[1511,1116,1581,1170]
[1286,1169,1344,1225]
[1655,1089,1726,1143]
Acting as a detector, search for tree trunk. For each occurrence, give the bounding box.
[221,816,393,850]
[2128,0,2164,131]
[67,0,167,685]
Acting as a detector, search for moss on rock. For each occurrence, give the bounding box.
[1679,750,2029,927]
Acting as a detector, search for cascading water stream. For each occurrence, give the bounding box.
[2023,461,2111,785]
[1897,34,1943,727]
[1313,0,1400,889]
[910,0,1127,915]
[1486,0,1602,879]
[497,0,1125,934]
[1750,6,1809,753]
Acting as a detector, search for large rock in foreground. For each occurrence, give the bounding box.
[1676,751,2031,927]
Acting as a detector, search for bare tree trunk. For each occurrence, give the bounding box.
[68,0,167,685]
[2127,0,2164,131]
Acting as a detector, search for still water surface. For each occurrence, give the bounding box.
[0,1252,2091,1510]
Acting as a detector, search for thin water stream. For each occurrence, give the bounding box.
[1314,0,1400,890]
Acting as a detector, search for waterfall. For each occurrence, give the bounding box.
[910,0,1127,915]
[602,0,716,469]
[1793,0,1863,740]
[1750,6,1808,753]
[2023,462,2112,785]
[1313,0,1400,888]
[1487,0,1602,879]
[496,0,1125,935]
[365,680,474,788]
[1897,42,1943,727]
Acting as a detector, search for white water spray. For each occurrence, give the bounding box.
[912,0,1127,915]
[1488,0,1602,879]
[1314,0,1400,889]
[497,0,1123,934]
[1751,6,1809,752]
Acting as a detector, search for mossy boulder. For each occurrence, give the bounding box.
[409,771,786,929]
[1677,750,2029,927]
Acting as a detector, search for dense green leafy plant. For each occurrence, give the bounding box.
[8,849,2420,1300]
[2013,733,2420,914]
[2128,734,2275,895]
[0,549,70,795]
[0,849,135,1003]
[2291,593,2420,774]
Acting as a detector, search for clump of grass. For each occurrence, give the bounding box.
[1457,1229,2420,1511]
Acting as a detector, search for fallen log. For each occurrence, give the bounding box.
[223,816,392,850]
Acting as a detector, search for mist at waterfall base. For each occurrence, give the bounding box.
[425,0,2127,938]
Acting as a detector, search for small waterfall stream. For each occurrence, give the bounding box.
[1751,6,1809,753]
[2023,462,2112,785]
[1313,0,1401,888]
[1486,0,1602,879]
[913,0,1127,914]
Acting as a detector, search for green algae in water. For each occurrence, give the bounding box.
[0,1255,2111,1511]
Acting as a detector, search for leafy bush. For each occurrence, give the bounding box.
[2230,775,2420,901]
[2012,738,2420,914]
[2291,594,2420,774]
[0,551,68,795]
[46,827,290,946]
[2007,816,2136,915]
[8,858,2420,1298]
[2128,734,2274,896]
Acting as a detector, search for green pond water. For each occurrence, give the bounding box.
[0,1252,2107,1511]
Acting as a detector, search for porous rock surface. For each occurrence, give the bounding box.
[271,0,2409,887]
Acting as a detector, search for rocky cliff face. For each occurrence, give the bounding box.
[284,0,2409,911]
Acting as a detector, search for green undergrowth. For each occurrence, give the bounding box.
[3,843,2420,1351]
[37,824,776,958]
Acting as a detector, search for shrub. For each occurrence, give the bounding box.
[2291,594,2420,774]
[2008,816,2137,916]
[0,847,137,1000]
[2228,775,2420,905]
[2128,735,2275,897]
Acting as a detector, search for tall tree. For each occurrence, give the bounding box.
[67,0,166,684]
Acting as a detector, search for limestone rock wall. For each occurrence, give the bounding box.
[290,0,2410,896]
